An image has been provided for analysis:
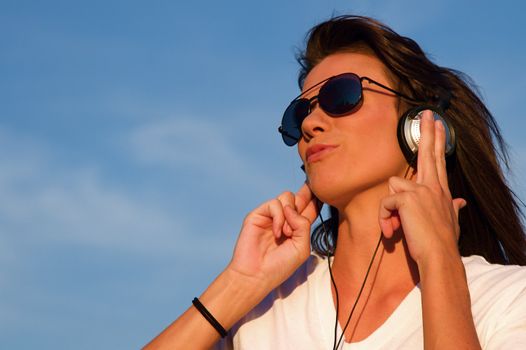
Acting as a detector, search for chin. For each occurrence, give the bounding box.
[307,175,351,208]
[307,170,393,210]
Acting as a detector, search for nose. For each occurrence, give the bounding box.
[301,102,330,142]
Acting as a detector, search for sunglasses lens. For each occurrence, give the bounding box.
[319,74,362,115]
[280,99,310,146]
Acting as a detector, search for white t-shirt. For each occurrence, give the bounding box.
[214,254,526,349]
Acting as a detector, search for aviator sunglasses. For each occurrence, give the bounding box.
[278,72,419,146]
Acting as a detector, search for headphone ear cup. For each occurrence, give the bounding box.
[397,109,418,165]
[397,106,456,166]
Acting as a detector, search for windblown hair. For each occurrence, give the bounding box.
[299,15,526,265]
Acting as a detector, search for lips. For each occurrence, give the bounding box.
[306,144,339,163]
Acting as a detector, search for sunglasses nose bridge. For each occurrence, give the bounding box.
[307,95,319,115]
[300,98,331,142]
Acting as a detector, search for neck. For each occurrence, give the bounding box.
[331,182,419,296]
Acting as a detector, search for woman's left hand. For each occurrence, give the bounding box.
[378,110,466,265]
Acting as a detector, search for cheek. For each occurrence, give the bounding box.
[364,123,404,161]
[345,110,402,162]
[307,114,408,204]
[363,102,404,148]
[345,129,406,185]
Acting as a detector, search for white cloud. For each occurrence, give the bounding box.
[129,118,241,169]
[0,126,215,257]
[126,117,279,190]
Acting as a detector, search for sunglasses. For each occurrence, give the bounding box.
[278,72,419,146]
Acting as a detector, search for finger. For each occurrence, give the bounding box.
[277,191,297,236]
[284,205,312,237]
[452,197,467,217]
[379,216,394,238]
[294,183,313,212]
[452,198,467,240]
[388,176,418,194]
[416,110,439,185]
[295,183,320,223]
[283,206,312,257]
[277,191,296,210]
[378,194,406,239]
[389,211,401,236]
[267,199,285,239]
[434,120,450,194]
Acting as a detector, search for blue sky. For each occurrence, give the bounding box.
[1,1,525,349]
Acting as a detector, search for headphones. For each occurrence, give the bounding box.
[396,93,456,166]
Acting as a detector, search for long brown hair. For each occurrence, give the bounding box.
[299,15,526,265]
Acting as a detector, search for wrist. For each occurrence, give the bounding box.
[416,241,461,274]
[417,247,466,287]
[198,268,270,331]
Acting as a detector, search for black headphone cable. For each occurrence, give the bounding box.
[321,165,413,349]
[319,209,382,350]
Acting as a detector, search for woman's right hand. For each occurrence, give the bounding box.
[227,183,320,293]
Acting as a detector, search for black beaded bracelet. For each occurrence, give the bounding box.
[192,297,228,338]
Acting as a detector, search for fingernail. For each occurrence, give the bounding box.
[424,110,433,121]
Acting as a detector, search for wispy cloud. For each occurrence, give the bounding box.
[126,116,281,191]
[129,118,242,171]
[0,126,198,257]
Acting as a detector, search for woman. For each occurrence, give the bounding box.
[145,15,526,349]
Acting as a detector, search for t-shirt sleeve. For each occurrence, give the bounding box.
[484,284,526,349]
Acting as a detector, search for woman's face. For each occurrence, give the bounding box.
[297,52,409,208]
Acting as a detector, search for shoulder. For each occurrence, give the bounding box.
[461,255,526,347]
[462,255,526,307]
[462,255,526,294]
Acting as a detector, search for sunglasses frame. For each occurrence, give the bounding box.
[278,72,421,146]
